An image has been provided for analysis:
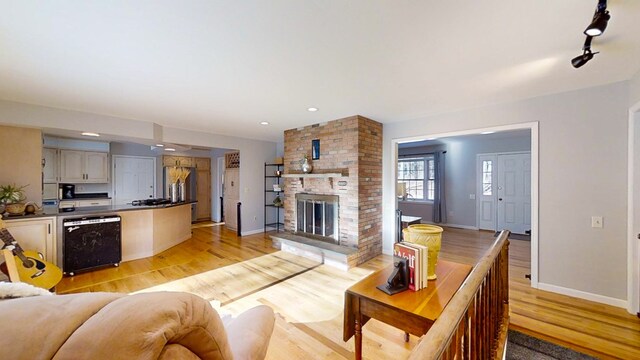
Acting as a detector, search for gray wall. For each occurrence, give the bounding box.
[383,81,628,302]
[399,135,530,227]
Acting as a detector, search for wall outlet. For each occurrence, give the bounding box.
[469,194,476,200]
[591,216,603,228]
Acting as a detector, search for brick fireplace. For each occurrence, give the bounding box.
[277,115,382,268]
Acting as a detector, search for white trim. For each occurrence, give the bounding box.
[537,282,627,309]
[391,121,540,288]
[111,155,157,203]
[241,228,267,236]
[627,101,640,314]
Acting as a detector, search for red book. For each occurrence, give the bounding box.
[393,242,419,291]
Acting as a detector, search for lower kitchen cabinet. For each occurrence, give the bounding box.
[2,217,57,264]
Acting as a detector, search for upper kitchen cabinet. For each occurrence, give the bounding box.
[60,150,109,183]
[195,157,210,170]
[163,155,194,168]
[42,148,58,183]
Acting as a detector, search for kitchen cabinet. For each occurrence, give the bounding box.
[195,157,210,170]
[60,150,108,183]
[59,199,112,208]
[162,155,194,168]
[195,157,211,221]
[2,217,56,264]
[42,148,58,183]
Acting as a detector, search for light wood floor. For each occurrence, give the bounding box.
[57,225,640,359]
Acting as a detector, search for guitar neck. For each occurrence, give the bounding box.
[0,228,30,265]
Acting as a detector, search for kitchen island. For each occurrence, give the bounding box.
[2,201,195,270]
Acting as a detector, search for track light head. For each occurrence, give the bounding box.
[571,50,597,68]
[584,10,610,37]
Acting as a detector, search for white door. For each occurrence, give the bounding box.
[477,154,497,230]
[113,156,155,205]
[85,152,109,183]
[497,153,531,234]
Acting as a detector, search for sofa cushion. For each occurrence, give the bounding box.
[224,305,275,360]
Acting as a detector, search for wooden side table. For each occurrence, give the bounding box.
[343,260,472,360]
[400,215,421,229]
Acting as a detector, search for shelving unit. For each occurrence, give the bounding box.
[264,163,284,233]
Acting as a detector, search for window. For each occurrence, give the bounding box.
[398,157,435,201]
[482,160,492,195]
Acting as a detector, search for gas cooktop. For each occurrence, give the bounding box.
[131,198,172,206]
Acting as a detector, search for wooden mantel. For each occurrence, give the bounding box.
[282,169,348,188]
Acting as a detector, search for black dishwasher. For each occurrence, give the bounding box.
[63,215,122,276]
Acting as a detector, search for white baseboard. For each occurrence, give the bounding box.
[537,282,627,309]
[241,228,267,236]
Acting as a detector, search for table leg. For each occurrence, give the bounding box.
[404,332,410,342]
[355,319,362,360]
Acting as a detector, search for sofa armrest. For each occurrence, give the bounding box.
[224,305,275,360]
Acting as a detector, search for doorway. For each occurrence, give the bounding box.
[112,156,156,205]
[393,122,539,286]
[477,152,531,235]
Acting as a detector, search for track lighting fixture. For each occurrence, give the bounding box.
[571,36,599,69]
[584,0,610,37]
[571,0,609,68]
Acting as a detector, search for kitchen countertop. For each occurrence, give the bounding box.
[2,200,197,220]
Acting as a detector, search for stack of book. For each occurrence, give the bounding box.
[393,241,428,291]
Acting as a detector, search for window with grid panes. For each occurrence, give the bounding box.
[398,157,435,201]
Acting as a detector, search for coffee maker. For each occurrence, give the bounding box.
[59,184,76,199]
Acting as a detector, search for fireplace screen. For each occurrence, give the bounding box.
[295,193,339,242]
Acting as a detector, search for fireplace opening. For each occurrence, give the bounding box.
[295,193,339,244]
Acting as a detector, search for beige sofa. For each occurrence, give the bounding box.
[0,289,275,360]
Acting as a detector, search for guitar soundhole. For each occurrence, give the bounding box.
[22,259,35,268]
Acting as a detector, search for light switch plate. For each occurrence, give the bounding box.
[591,216,603,228]
[469,194,476,200]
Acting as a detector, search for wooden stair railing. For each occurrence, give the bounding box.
[408,230,510,360]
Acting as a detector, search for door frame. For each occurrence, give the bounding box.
[476,151,531,232]
[627,101,640,314]
[392,121,539,287]
[111,155,157,204]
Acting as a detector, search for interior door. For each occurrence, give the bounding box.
[113,156,155,205]
[497,153,531,234]
[477,154,497,230]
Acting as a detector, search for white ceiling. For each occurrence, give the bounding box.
[1,1,639,142]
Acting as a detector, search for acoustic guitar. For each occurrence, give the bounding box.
[0,218,63,289]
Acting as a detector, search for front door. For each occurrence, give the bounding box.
[113,156,155,205]
[497,153,531,235]
[477,154,498,230]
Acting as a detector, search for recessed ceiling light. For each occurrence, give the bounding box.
[307,107,318,112]
[165,148,176,152]
[260,121,270,125]
[481,131,495,135]
[155,144,164,147]
[81,132,100,137]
